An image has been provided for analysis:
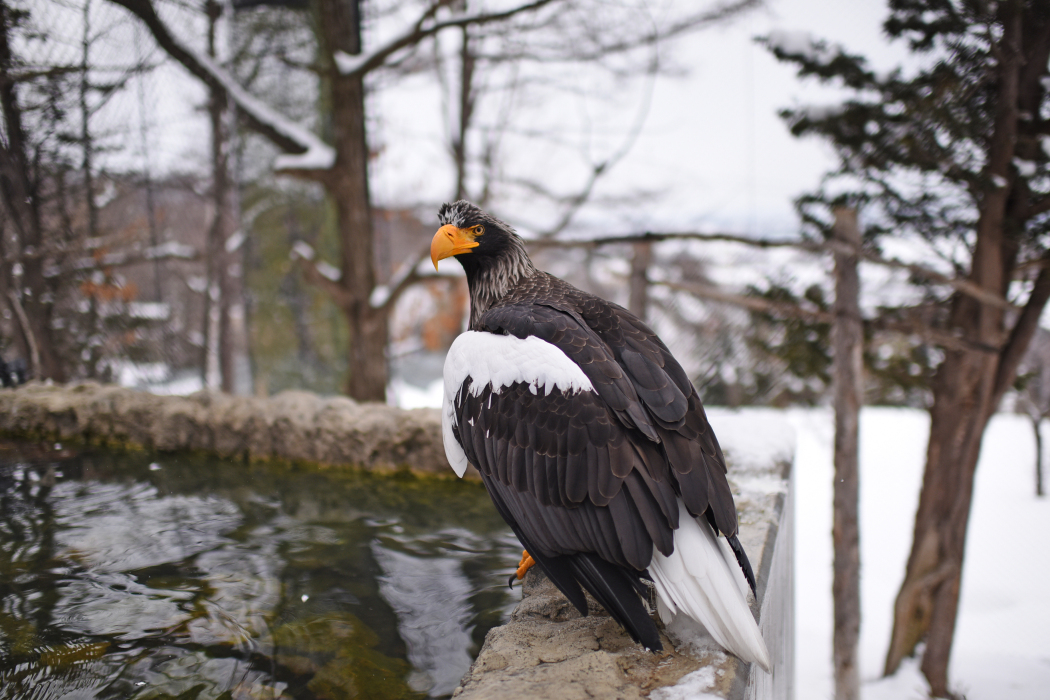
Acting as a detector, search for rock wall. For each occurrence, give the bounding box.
[0,382,456,474]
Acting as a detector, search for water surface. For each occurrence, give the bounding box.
[0,441,520,699]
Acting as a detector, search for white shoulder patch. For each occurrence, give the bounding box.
[440,331,594,478]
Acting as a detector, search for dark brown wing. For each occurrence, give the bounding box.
[452,377,677,570]
[451,374,675,650]
[481,299,739,537]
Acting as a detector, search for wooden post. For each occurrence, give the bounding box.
[831,207,862,700]
[1037,416,1046,498]
[629,241,652,321]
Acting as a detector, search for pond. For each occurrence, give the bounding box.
[0,440,522,700]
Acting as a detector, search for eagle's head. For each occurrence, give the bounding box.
[431,201,525,273]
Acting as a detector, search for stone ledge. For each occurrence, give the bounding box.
[453,409,795,700]
[0,382,459,474]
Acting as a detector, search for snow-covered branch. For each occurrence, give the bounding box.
[109,0,334,173]
[84,241,199,268]
[290,242,351,308]
[371,247,455,311]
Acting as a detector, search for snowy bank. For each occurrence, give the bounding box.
[789,407,1050,700]
[453,409,796,700]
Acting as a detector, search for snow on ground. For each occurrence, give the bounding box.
[388,376,444,409]
[144,373,205,396]
[116,362,205,397]
[788,406,1050,700]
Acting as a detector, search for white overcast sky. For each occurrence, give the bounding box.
[120,1,910,238]
[598,0,903,237]
[368,0,911,238]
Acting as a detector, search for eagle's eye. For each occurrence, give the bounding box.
[473,225,485,236]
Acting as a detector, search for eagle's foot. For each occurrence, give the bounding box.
[508,550,536,588]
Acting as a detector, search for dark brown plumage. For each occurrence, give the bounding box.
[434,200,757,654]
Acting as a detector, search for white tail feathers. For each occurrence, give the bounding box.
[648,499,772,672]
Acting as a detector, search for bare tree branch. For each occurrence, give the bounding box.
[295,258,352,310]
[657,278,833,322]
[526,230,802,250]
[108,0,333,166]
[567,0,762,61]
[994,251,1050,401]
[334,0,557,79]
[656,278,999,354]
[528,230,1015,310]
[377,246,432,312]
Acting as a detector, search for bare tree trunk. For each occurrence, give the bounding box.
[203,0,251,394]
[1033,416,1045,498]
[831,208,862,700]
[883,9,1050,694]
[886,345,995,695]
[315,0,386,401]
[79,0,98,240]
[203,0,226,391]
[80,0,105,380]
[0,3,63,382]
[452,22,476,202]
[628,241,651,321]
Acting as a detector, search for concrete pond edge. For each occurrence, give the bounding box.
[0,381,457,475]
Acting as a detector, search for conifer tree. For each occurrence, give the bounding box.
[768,2,1050,695]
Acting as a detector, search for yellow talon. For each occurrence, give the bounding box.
[516,550,535,580]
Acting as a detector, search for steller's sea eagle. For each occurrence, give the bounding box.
[431,201,771,671]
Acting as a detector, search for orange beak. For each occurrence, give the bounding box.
[431,225,479,269]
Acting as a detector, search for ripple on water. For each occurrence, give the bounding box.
[0,446,521,700]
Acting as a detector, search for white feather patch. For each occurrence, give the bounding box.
[441,331,594,478]
[649,499,772,672]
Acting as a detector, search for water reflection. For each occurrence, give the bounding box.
[0,442,520,699]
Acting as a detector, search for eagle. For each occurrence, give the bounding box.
[431,201,771,671]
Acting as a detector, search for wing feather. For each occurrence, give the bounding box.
[456,379,672,571]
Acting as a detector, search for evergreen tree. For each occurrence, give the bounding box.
[767,2,1050,695]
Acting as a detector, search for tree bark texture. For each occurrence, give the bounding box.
[452,24,476,202]
[628,241,652,322]
[205,0,250,395]
[315,0,386,401]
[80,0,105,380]
[831,208,862,700]
[885,6,1050,695]
[1033,418,1045,497]
[0,3,63,382]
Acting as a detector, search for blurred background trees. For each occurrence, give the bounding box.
[1,0,761,399]
[5,1,1050,697]
[766,1,1050,695]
